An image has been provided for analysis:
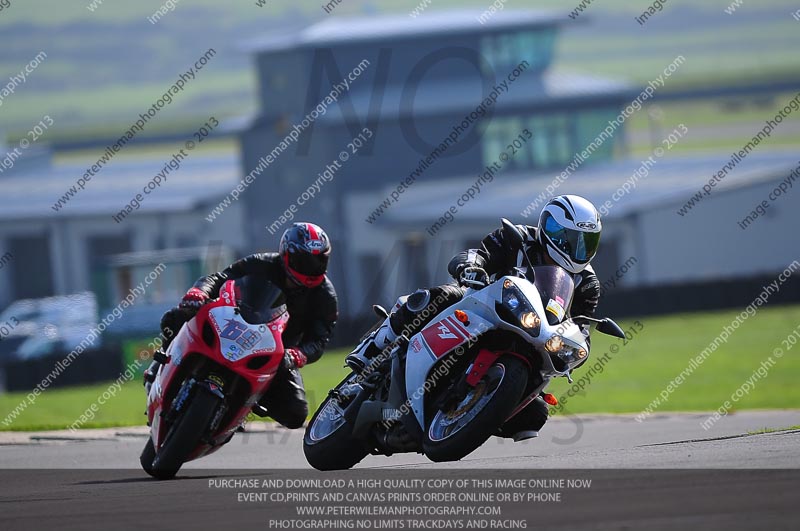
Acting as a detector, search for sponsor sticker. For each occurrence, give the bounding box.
[546,298,566,321]
[307,239,326,252]
[208,374,225,389]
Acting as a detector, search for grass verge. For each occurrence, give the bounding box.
[1,304,798,431]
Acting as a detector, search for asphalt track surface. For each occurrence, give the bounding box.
[1,410,799,530]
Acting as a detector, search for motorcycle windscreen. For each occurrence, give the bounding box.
[233,275,287,325]
[531,266,575,325]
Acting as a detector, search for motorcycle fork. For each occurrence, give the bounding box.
[166,378,197,424]
[436,349,533,419]
[465,349,532,387]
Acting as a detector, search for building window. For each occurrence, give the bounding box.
[480,29,556,75]
[483,116,530,170]
[7,235,54,299]
[576,109,621,162]
[483,114,570,171]
[530,114,571,168]
[482,109,621,171]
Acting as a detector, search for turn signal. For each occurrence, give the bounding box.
[454,310,469,324]
[542,393,558,406]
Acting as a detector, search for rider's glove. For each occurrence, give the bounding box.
[160,306,194,339]
[179,287,209,309]
[454,264,470,286]
[456,265,488,288]
[284,348,308,370]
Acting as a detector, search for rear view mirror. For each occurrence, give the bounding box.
[501,218,524,250]
[596,318,626,339]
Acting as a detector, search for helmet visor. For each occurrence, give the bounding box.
[542,212,600,264]
[288,247,329,276]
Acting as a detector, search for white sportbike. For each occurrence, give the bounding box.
[304,219,625,470]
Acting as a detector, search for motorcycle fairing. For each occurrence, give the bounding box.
[419,315,472,359]
[505,275,586,375]
[403,275,588,428]
[207,305,278,362]
[404,290,499,427]
[146,280,287,458]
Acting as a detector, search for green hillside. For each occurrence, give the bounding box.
[1,0,798,141]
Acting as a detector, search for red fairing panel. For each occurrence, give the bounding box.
[146,280,287,460]
[420,315,471,358]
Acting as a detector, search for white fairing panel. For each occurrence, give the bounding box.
[404,296,498,427]
[402,275,590,428]
[206,306,277,362]
[512,277,587,373]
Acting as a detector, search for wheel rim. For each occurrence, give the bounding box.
[427,363,506,442]
[307,375,360,443]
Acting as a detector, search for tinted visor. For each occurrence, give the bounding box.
[542,212,600,264]
[288,247,329,276]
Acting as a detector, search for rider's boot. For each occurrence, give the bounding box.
[497,396,549,442]
[346,287,455,374]
[346,289,443,374]
[345,319,398,374]
[345,293,417,374]
[143,359,158,396]
[143,349,169,395]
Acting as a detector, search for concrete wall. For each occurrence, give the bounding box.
[638,174,800,285]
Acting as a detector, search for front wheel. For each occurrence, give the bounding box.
[423,355,528,462]
[150,387,221,480]
[303,373,369,471]
[140,437,157,477]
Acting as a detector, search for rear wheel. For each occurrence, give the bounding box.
[150,387,221,480]
[303,373,369,471]
[423,355,528,462]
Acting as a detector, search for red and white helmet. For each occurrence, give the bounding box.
[537,195,601,274]
[279,222,331,288]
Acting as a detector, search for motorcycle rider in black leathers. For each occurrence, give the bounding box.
[346,195,602,441]
[145,222,338,429]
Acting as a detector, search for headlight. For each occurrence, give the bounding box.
[519,311,540,329]
[544,335,563,353]
[545,335,588,370]
[500,281,541,337]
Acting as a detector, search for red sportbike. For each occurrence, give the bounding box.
[141,275,288,479]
